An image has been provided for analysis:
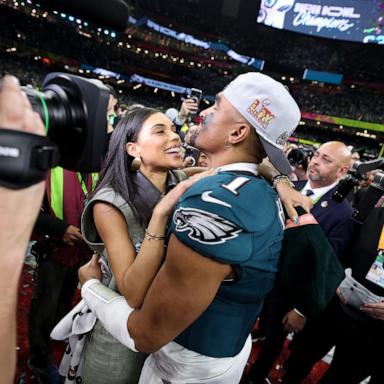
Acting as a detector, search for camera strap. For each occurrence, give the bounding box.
[0,128,59,189]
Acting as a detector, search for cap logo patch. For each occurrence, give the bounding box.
[247,99,275,129]
[276,131,290,146]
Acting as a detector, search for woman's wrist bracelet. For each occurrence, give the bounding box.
[272,174,294,188]
[144,229,166,241]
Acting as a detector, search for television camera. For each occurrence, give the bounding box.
[332,158,384,223]
[0,73,109,189]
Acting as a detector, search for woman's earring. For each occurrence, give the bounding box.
[131,156,141,171]
[224,139,232,148]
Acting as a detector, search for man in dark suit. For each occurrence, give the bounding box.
[248,141,354,384]
[280,141,356,383]
[295,141,354,258]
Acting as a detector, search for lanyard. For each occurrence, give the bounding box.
[50,167,98,220]
[77,172,99,200]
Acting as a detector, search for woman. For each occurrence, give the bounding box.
[54,107,214,384]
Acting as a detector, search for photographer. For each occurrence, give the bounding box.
[287,145,314,181]
[0,75,46,384]
[165,97,199,140]
[0,69,109,382]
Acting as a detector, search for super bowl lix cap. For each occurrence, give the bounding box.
[222,72,301,175]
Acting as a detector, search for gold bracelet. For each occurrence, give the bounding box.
[144,229,166,241]
[272,174,294,188]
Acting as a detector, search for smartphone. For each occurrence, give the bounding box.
[183,144,201,167]
[190,88,202,105]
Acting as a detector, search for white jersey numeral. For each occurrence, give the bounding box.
[221,177,250,195]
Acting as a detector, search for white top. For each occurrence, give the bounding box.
[301,180,338,202]
[217,162,258,176]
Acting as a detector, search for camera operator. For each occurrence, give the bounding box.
[287,145,314,181]
[0,75,46,384]
[27,165,97,383]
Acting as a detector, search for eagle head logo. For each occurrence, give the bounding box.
[173,208,242,244]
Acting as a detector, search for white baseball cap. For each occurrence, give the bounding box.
[223,72,301,174]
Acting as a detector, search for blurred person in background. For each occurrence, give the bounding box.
[27,167,98,383]
[105,84,118,132]
[287,145,314,181]
[165,97,199,140]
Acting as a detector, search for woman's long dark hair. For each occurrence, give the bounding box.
[93,107,160,222]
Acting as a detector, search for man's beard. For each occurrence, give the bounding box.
[307,169,324,182]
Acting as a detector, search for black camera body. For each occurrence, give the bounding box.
[333,158,384,223]
[0,73,109,189]
[287,147,314,171]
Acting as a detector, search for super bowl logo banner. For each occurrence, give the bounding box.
[257,0,384,44]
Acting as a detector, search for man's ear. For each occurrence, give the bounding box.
[338,165,350,178]
[126,142,139,158]
[227,123,252,145]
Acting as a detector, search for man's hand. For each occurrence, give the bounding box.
[0,75,47,384]
[282,309,307,333]
[0,75,46,250]
[179,98,198,120]
[78,253,102,286]
[0,75,45,135]
[63,225,83,246]
[360,302,384,321]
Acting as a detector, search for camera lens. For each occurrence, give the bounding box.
[21,73,109,172]
[22,80,87,169]
[287,149,304,165]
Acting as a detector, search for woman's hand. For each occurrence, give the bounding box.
[153,168,216,218]
[276,182,313,222]
[78,253,102,286]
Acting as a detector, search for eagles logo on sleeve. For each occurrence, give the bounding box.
[173,207,242,245]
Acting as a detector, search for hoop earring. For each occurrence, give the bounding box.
[224,139,232,148]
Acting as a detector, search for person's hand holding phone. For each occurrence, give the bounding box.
[179,98,199,120]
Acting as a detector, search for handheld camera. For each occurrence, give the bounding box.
[0,72,109,189]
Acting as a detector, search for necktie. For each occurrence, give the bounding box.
[305,189,314,197]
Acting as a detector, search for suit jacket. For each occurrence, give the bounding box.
[294,180,354,259]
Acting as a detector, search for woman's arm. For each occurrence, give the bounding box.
[93,202,168,309]
[259,159,313,221]
[95,169,216,309]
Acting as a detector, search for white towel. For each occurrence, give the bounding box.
[50,256,110,383]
